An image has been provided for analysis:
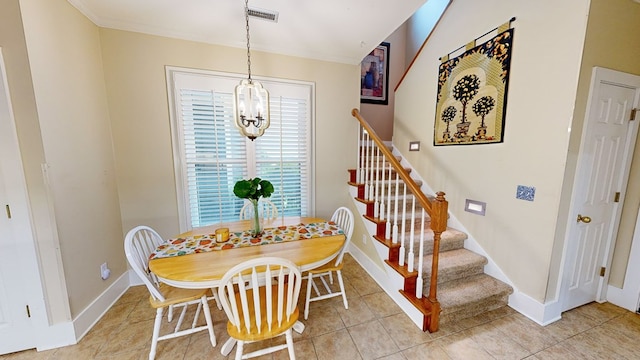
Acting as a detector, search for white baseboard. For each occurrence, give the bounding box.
[508,290,561,326]
[129,267,144,286]
[606,213,640,313]
[72,271,130,341]
[607,284,639,312]
[35,320,76,351]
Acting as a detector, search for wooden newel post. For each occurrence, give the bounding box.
[427,191,448,332]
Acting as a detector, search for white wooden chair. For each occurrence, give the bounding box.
[124,226,217,360]
[239,199,279,221]
[304,207,354,320]
[217,257,303,360]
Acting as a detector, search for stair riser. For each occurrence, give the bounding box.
[359,170,412,183]
[361,182,424,197]
[417,237,465,256]
[439,296,510,325]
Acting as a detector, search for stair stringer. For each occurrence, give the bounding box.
[347,185,427,330]
[390,146,557,326]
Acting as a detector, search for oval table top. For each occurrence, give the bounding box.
[149,216,346,289]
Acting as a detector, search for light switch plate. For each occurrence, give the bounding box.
[516,185,536,201]
[409,141,420,151]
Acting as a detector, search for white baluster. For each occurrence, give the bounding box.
[356,126,362,183]
[363,132,370,200]
[416,208,426,298]
[379,154,386,222]
[392,172,399,244]
[368,137,375,201]
[374,146,380,218]
[385,159,392,239]
[408,196,415,272]
[399,183,407,266]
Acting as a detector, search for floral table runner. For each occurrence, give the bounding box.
[150,221,343,260]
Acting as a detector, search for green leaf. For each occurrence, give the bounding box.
[234,177,274,200]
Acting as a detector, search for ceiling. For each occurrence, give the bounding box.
[67,0,427,65]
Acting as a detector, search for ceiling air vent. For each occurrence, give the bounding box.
[247,7,279,23]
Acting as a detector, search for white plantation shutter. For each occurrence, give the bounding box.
[168,68,313,230]
[180,88,248,227]
[256,85,311,217]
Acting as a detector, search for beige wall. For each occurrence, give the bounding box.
[19,0,124,318]
[405,0,450,68]
[360,24,407,141]
[393,0,590,302]
[0,0,71,323]
[564,0,640,289]
[99,29,361,242]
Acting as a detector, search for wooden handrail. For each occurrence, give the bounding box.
[352,108,447,332]
[352,108,433,215]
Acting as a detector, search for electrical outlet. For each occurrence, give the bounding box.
[362,234,367,244]
[100,262,111,280]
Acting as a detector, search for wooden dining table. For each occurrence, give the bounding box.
[148,216,346,356]
[149,216,346,290]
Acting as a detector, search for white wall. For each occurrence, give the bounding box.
[393,0,590,302]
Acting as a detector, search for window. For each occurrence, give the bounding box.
[166,68,314,231]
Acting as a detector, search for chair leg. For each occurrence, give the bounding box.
[201,295,217,347]
[149,307,164,360]
[304,273,314,320]
[285,329,296,360]
[167,304,174,322]
[210,288,222,310]
[235,340,244,360]
[337,270,348,310]
[221,338,237,356]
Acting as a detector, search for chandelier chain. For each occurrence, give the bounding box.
[244,0,252,82]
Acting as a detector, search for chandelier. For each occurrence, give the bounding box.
[233,0,270,141]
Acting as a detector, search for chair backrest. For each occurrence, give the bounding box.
[124,225,166,302]
[217,257,302,336]
[239,199,279,221]
[331,207,354,266]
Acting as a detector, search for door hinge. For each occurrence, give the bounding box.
[600,266,606,277]
[614,192,621,202]
[5,204,11,219]
[631,108,638,121]
[26,305,31,318]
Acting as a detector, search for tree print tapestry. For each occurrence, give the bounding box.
[434,26,514,146]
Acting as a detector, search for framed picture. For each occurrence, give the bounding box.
[360,42,390,105]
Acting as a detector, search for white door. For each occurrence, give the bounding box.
[563,67,640,311]
[0,50,42,354]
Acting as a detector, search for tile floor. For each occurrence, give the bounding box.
[3,254,640,360]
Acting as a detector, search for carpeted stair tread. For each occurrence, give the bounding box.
[437,273,513,323]
[411,227,467,255]
[419,249,487,286]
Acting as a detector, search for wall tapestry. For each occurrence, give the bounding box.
[434,19,514,146]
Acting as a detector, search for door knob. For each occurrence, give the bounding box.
[577,214,592,223]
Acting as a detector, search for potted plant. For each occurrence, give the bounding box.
[233,177,274,236]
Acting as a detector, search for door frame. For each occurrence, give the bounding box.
[560,67,640,312]
[0,48,48,354]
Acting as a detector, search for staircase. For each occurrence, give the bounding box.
[349,109,513,332]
